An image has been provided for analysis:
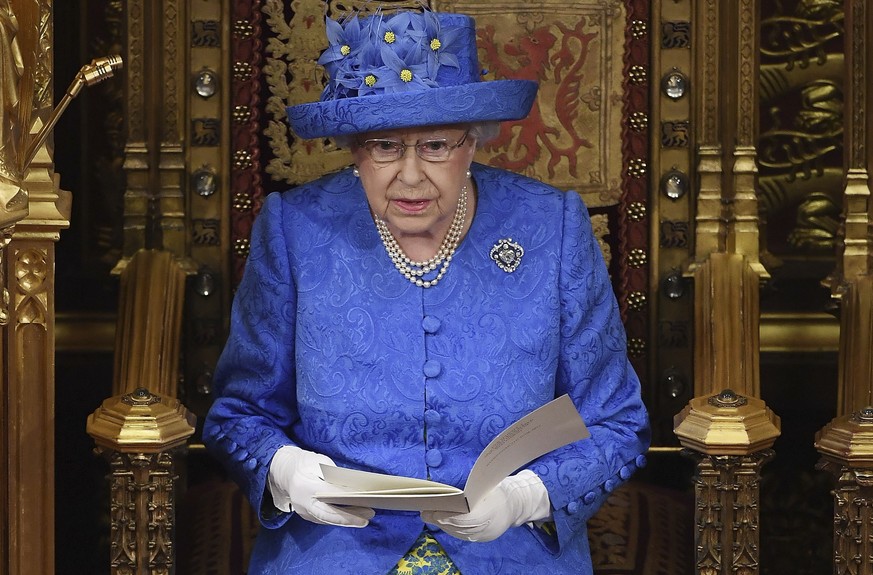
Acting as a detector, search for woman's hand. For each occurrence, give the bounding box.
[420,469,551,542]
[268,445,375,527]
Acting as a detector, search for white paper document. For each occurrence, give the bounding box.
[315,394,590,513]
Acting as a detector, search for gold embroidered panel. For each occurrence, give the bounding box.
[436,0,625,207]
[262,0,625,208]
[261,0,425,185]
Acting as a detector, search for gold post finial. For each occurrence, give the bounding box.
[86,386,195,453]
[87,389,196,574]
[674,389,781,456]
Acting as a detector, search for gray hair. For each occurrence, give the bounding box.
[468,121,500,147]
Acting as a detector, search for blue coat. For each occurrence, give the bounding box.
[203,163,650,574]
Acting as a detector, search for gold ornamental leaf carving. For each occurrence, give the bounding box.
[12,246,47,325]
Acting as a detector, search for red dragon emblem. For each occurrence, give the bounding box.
[477,18,598,180]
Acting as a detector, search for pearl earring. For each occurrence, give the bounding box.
[465,169,472,179]
[353,167,360,177]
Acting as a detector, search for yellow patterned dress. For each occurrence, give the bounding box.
[387,523,559,574]
[388,530,462,575]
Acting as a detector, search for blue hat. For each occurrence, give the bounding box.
[287,10,538,139]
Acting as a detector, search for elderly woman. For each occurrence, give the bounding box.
[203,8,649,575]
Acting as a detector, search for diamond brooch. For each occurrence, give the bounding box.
[490,238,524,273]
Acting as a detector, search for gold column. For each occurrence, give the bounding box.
[97,3,199,571]
[116,0,192,271]
[675,390,780,574]
[0,2,65,573]
[87,388,196,575]
[0,145,69,575]
[813,1,873,572]
[673,1,780,573]
[1,0,123,570]
[823,0,873,417]
[113,249,189,398]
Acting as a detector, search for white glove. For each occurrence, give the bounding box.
[421,469,551,542]
[268,445,375,528]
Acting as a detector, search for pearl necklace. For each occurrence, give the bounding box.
[374,185,468,288]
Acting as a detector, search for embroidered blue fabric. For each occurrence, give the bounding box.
[202,163,651,574]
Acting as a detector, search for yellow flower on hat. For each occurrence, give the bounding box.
[289,8,538,139]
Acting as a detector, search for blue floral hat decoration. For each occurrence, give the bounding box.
[287,8,538,139]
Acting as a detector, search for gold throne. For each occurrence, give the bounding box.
[10,1,865,574]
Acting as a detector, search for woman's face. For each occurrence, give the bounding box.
[351,124,476,244]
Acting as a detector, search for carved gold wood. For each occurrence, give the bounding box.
[816,407,873,575]
[689,0,766,279]
[834,277,873,416]
[672,2,780,573]
[687,451,774,575]
[87,388,196,575]
[752,1,845,368]
[813,4,873,569]
[0,1,65,574]
[758,2,844,254]
[813,0,873,435]
[106,452,178,575]
[113,249,190,398]
[0,203,67,575]
[759,311,840,353]
[691,253,763,396]
[1,1,124,571]
[675,390,780,575]
[106,13,209,575]
[680,0,769,396]
[832,0,871,288]
[0,0,32,228]
[674,390,781,456]
[820,0,870,302]
[116,0,191,271]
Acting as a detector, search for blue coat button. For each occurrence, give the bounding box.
[619,466,632,480]
[605,479,617,493]
[583,491,597,504]
[422,316,441,333]
[425,449,443,467]
[424,409,441,426]
[635,454,647,468]
[567,501,580,515]
[244,458,258,470]
[423,360,441,378]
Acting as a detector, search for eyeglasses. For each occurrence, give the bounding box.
[358,130,470,163]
